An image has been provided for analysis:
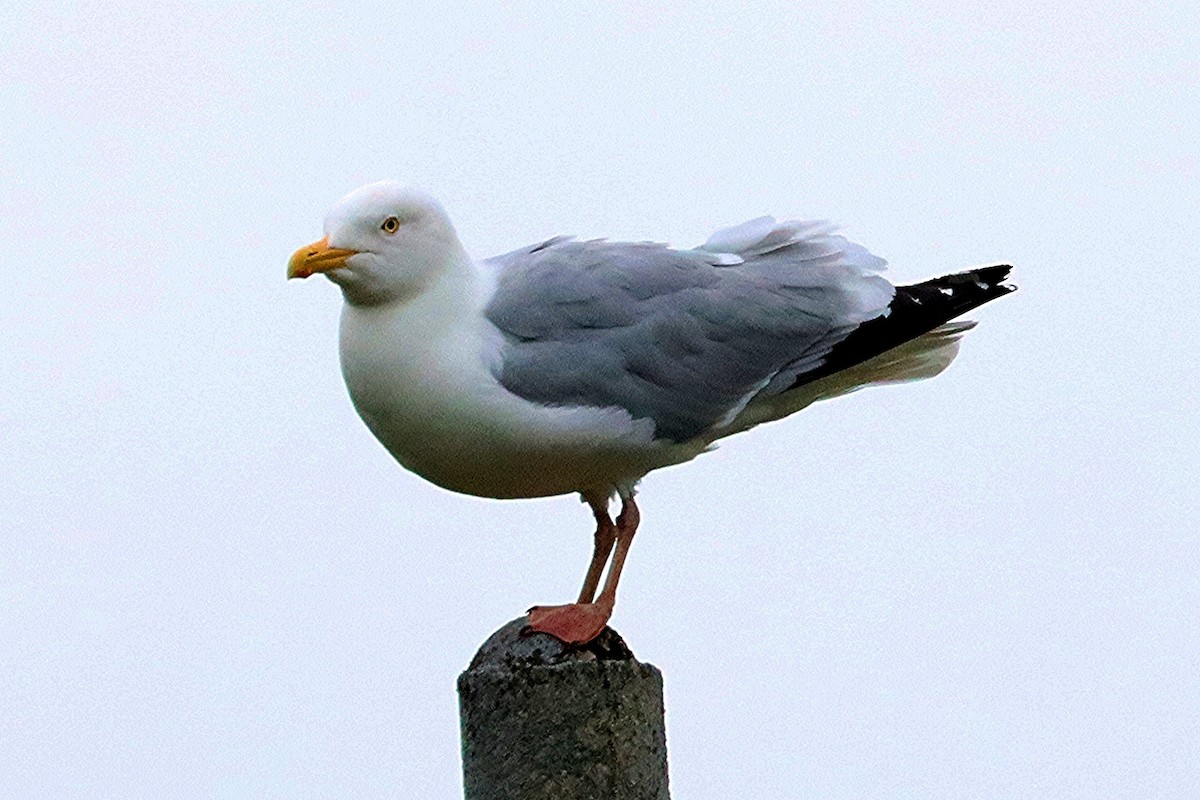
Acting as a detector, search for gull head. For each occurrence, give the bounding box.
[288,181,465,306]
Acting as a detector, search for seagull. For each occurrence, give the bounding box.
[289,181,1014,644]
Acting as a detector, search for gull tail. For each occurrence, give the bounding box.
[791,264,1016,392]
[798,321,976,405]
[723,265,1015,435]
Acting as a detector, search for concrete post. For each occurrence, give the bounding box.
[457,617,670,800]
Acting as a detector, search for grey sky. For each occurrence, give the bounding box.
[3,2,1197,797]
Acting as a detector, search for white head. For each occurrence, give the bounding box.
[288,181,466,306]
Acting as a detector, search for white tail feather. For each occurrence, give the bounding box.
[723,322,975,435]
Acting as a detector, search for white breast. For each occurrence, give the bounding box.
[336,262,675,499]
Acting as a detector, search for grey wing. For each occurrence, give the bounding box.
[482,219,894,443]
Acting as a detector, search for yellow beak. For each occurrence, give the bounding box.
[288,236,359,279]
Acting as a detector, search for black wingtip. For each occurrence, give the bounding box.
[787,263,1015,392]
[900,264,1017,317]
[934,263,1016,293]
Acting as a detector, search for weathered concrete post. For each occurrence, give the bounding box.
[458,617,670,800]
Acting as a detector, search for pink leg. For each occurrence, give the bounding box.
[527,496,641,645]
[576,496,617,604]
[594,498,639,608]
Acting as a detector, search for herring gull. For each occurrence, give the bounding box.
[289,181,1014,644]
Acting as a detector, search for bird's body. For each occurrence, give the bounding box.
[338,266,691,500]
[290,181,1014,643]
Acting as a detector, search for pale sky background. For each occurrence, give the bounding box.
[2,2,1197,798]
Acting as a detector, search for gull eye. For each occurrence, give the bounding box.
[381,216,400,234]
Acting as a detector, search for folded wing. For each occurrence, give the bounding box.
[483,219,896,443]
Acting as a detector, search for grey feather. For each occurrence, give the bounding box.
[483,220,893,443]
